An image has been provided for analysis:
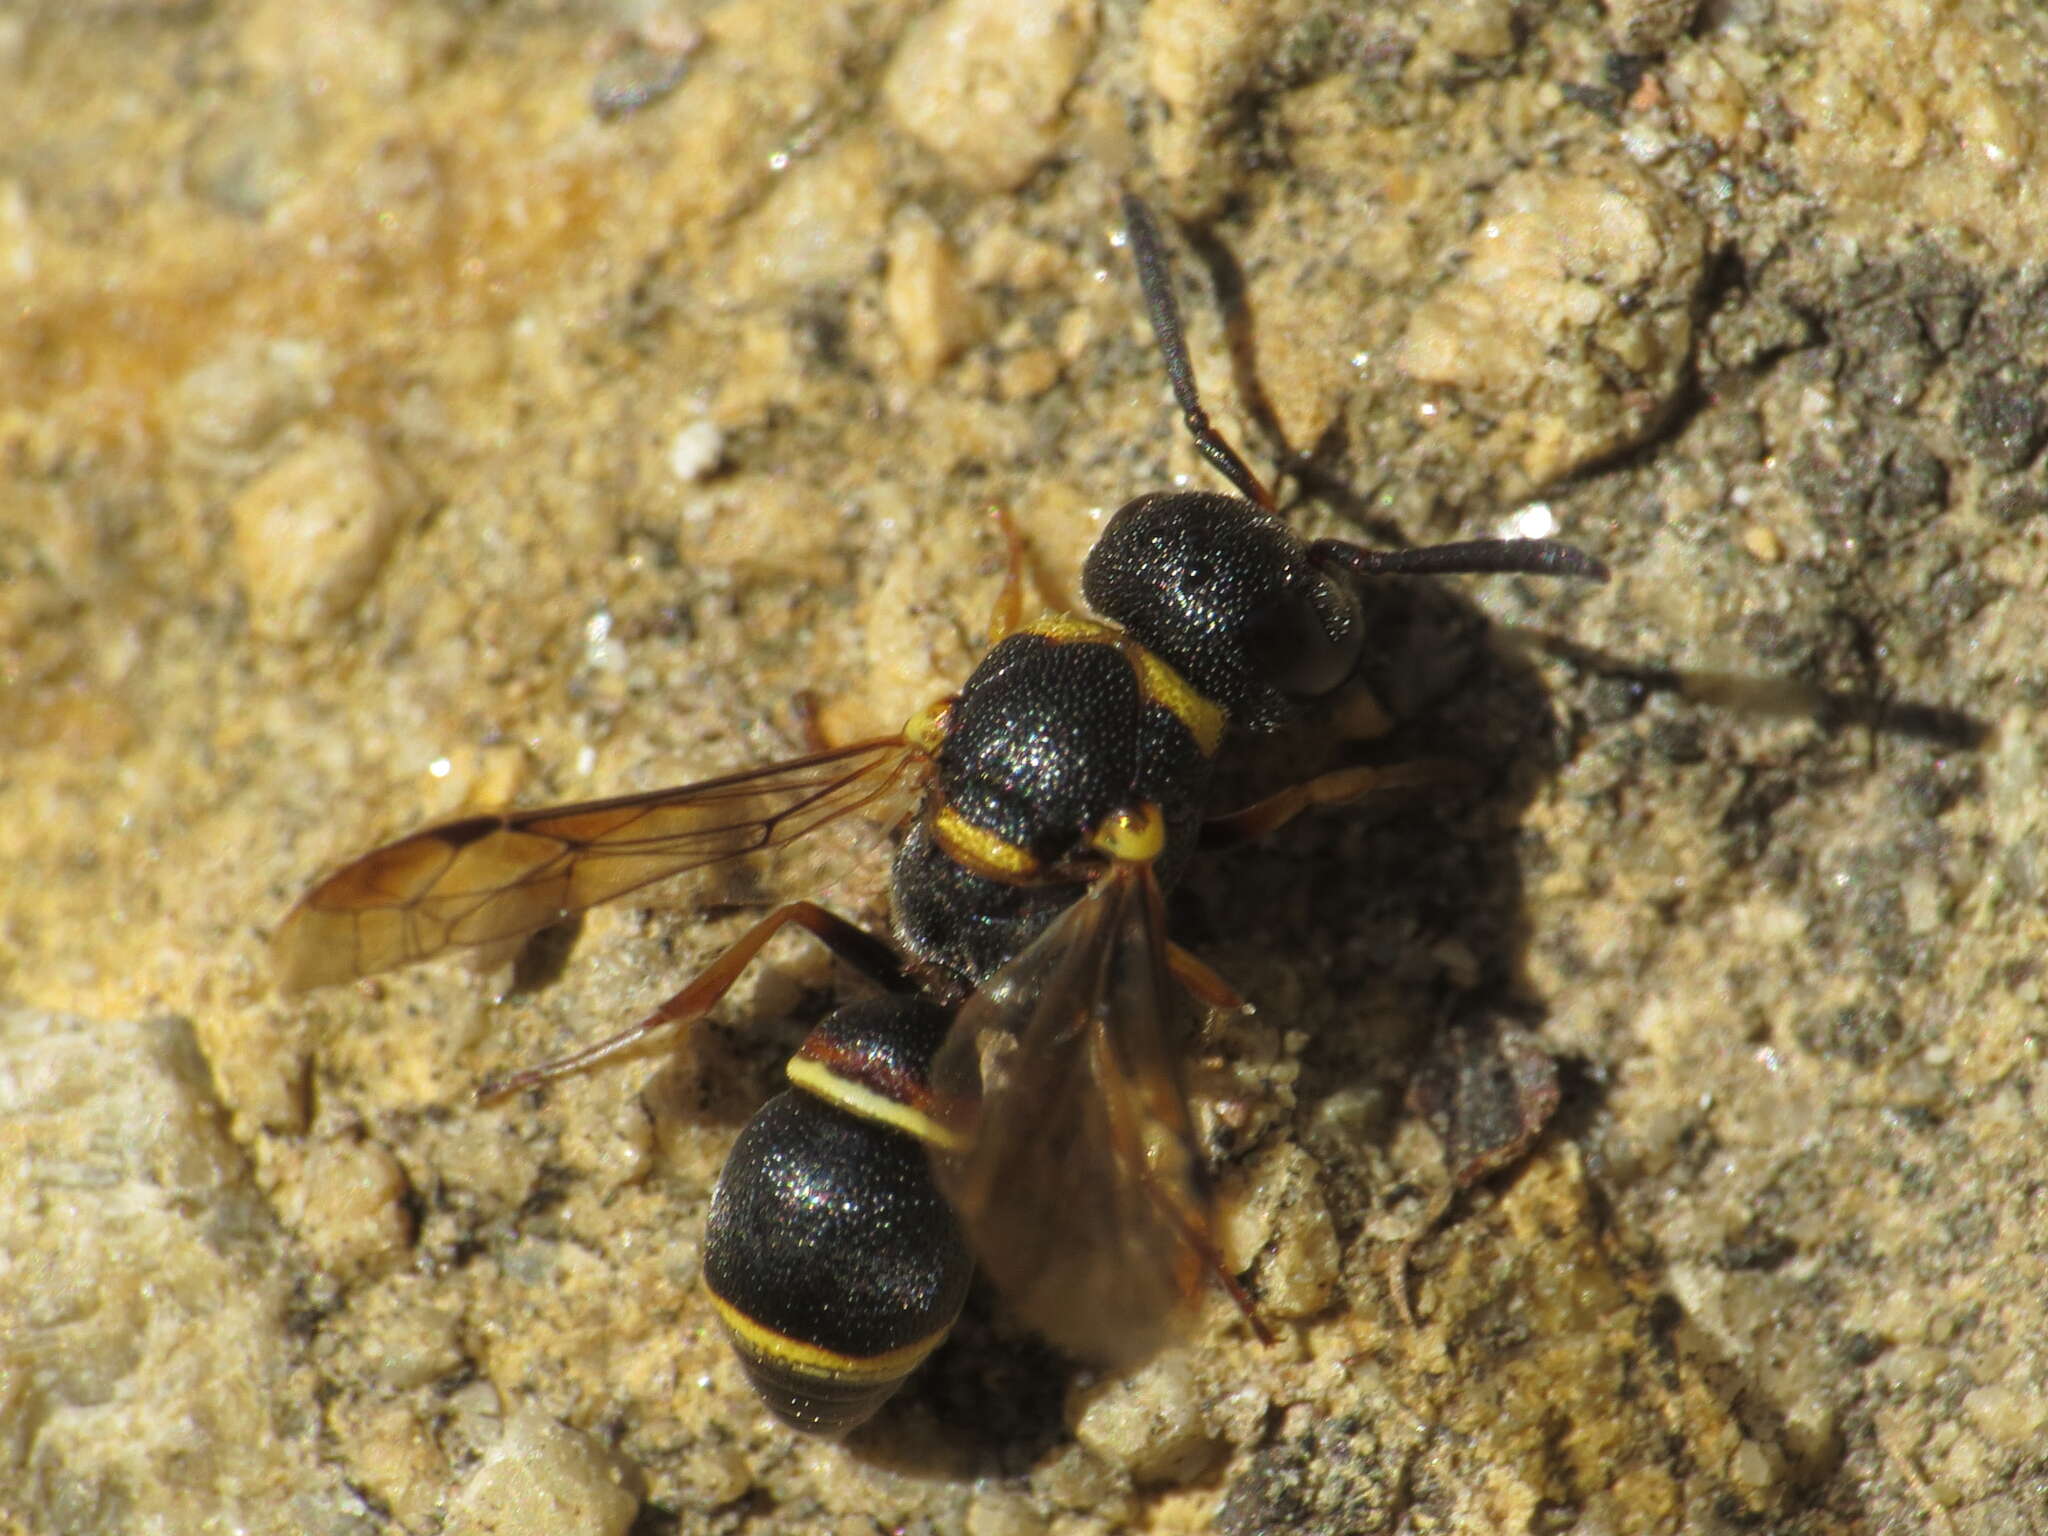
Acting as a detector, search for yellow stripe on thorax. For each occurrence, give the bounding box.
[1024,614,1225,757]
[932,804,1039,882]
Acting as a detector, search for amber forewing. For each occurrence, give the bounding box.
[273,738,925,993]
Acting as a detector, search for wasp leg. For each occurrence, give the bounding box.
[1200,759,1470,849]
[1211,1246,1279,1346]
[476,901,910,1103]
[983,503,1032,646]
[1386,1184,1456,1329]
[789,689,836,754]
[1166,942,1246,1013]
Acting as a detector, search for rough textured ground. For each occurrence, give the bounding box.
[4,1,2045,1532]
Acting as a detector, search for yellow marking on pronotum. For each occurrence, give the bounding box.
[1127,646,1226,756]
[1089,802,1166,864]
[901,697,952,757]
[1024,612,1119,646]
[710,1294,946,1383]
[932,804,1039,881]
[1023,615,1226,757]
[785,1055,971,1155]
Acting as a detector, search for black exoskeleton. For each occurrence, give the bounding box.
[274,191,1607,1438]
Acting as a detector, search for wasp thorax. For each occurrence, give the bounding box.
[1081,490,1364,735]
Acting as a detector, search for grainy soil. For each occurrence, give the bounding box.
[4,2,2046,1533]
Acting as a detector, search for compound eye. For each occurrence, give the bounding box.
[1240,569,1363,699]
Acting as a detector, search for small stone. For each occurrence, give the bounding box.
[284,1137,414,1276]
[1208,1382,1274,1447]
[1670,48,1753,148]
[967,1486,1049,1536]
[674,1441,752,1509]
[1785,1393,1845,1482]
[1398,153,1706,487]
[1741,524,1786,564]
[0,1010,304,1533]
[746,133,893,293]
[174,336,332,454]
[230,427,423,641]
[1069,1352,1217,1486]
[882,0,1096,193]
[1956,363,2048,472]
[666,419,726,484]
[353,1286,466,1392]
[1435,0,1517,59]
[444,1409,643,1536]
[1140,0,1297,214]
[1032,1442,1130,1517]
[1876,1345,1947,1394]
[886,207,982,382]
[1728,1436,1784,1493]
[334,1395,450,1529]
[1218,1142,1339,1318]
[1601,0,1700,55]
[555,1099,655,1204]
[997,345,1062,402]
[240,0,457,103]
[1963,1382,2048,1447]
[589,25,699,122]
[1984,473,2048,524]
[205,1010,312,1135]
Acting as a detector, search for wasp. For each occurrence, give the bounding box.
[273,194,1608,1436]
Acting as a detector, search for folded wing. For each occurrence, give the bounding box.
[929,861,1226,1365]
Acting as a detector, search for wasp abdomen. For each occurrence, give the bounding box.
[892,819,1085,993]
[703,997,970,1436]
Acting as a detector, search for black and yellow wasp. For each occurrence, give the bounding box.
[273,195,1607,1435]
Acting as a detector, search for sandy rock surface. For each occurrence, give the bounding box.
[4,1,2045,1532]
